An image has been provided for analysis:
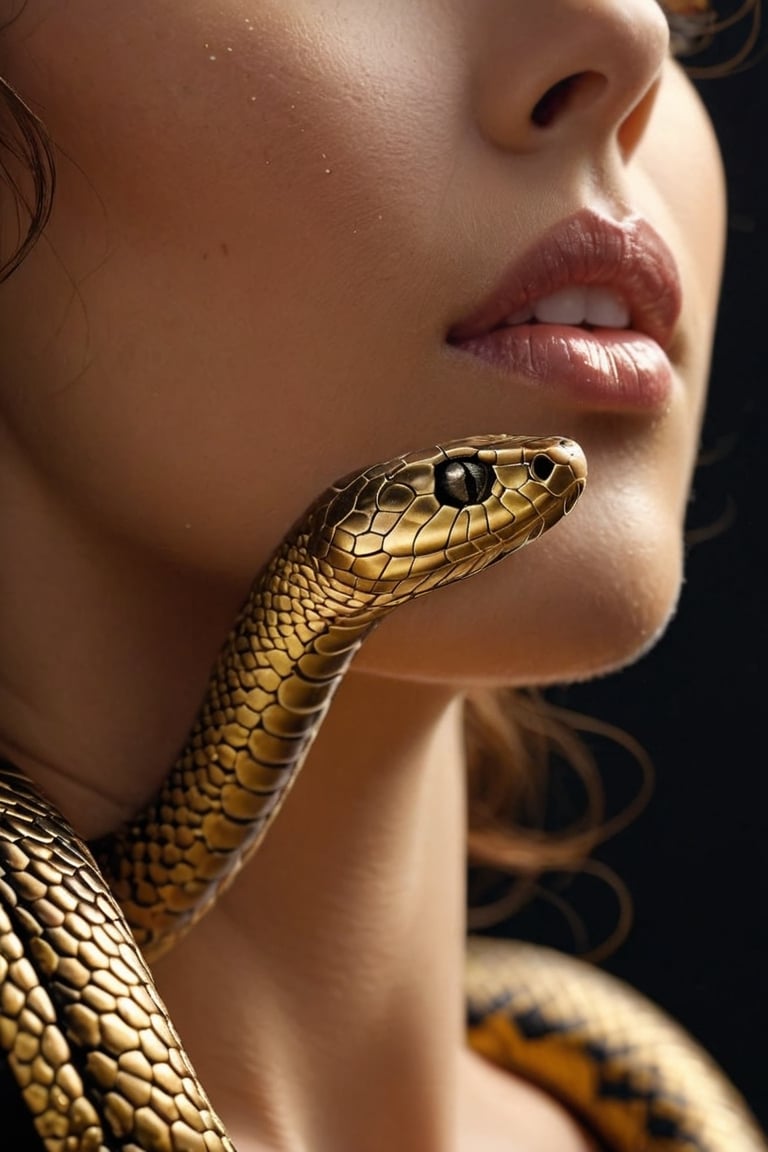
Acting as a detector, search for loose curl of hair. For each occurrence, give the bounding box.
[0,0,759,959]
[0,77,54,280]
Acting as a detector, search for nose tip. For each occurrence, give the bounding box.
[473,0,671,158]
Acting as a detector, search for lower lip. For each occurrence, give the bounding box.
[449,325,674,412]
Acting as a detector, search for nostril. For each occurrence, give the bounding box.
[531,75,577,127]
[531,71,608,128]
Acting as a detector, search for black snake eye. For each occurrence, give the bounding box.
[435,458,493,508]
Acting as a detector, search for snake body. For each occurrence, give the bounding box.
[0,434,764,1151]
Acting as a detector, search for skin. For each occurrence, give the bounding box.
[0,2,725,1150]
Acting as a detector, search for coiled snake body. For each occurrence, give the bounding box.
[0,435,764,1151]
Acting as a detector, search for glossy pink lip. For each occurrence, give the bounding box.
[447,210,683,412]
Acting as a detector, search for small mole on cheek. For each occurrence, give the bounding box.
[220,242,230,258]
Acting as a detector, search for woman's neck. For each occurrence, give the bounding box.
[151,671,468,1152]
[0,450,252,835]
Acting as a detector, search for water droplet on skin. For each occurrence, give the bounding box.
[209,54,217,61]
[227,46,233,52]
[324,169,332,175]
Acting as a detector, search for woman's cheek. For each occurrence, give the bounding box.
[0,3,463,571]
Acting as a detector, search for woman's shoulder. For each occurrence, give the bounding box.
[459,1044,599,1152]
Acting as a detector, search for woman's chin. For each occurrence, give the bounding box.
[551,585,683,687]
[351,531,685,689]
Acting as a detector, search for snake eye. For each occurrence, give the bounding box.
[435,458,493,508]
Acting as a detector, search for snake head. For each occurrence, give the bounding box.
[304,435,586,613]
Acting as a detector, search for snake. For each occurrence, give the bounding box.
[0,433,764,1152]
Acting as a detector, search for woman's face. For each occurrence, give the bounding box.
[0,0,725,684]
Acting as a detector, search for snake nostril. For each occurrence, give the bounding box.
[531,454,555,482]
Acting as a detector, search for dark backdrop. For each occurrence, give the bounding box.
[490,20,768,1130]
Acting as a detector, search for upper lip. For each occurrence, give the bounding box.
[448,209,683,350]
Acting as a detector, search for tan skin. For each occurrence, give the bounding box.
[0,2,725,1150]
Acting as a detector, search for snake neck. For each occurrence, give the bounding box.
[94,537,382,961]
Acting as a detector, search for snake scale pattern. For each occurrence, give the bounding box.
[0,434,764,1151]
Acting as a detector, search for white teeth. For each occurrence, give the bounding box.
[583,286,631,327]
[505,286,630,328]
[534,286,588,325]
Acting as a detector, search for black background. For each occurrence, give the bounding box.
[492,12,768,1131]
